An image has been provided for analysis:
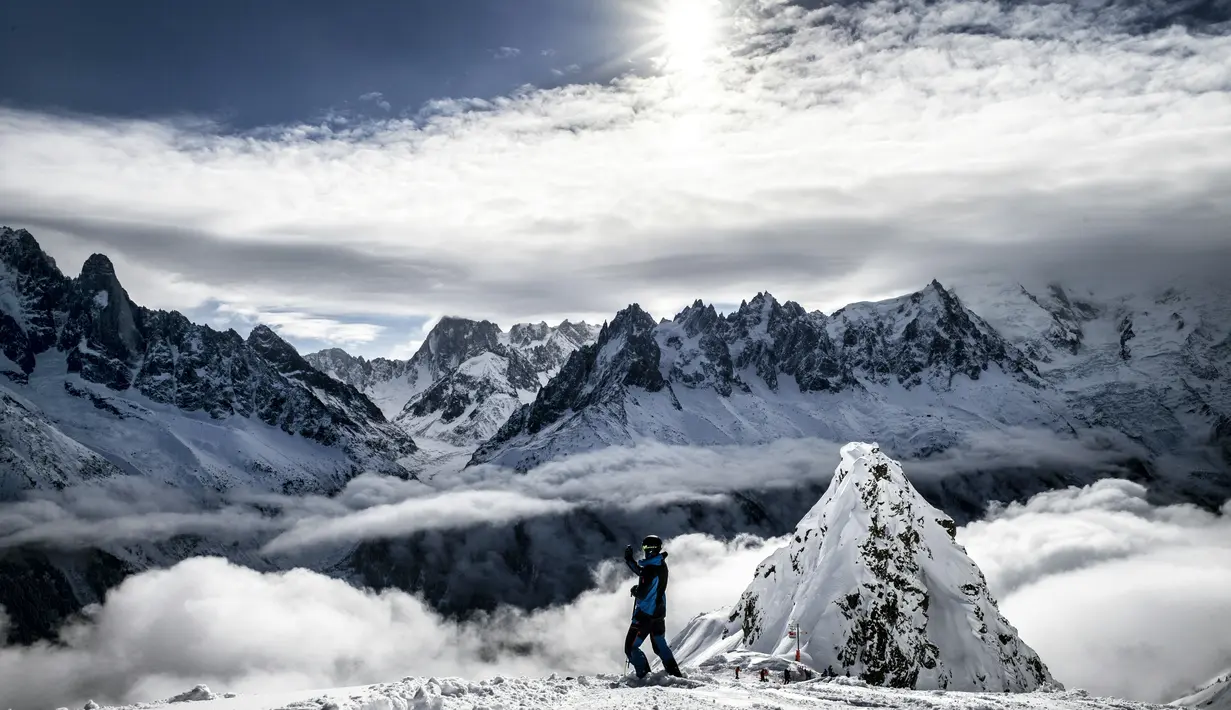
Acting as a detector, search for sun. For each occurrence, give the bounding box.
[655,0,722,73]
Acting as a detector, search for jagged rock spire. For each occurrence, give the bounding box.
[675,442,1057,693]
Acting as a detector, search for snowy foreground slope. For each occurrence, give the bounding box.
[674,443,1053,692]
[1171,668,1231,709]
[93,672,1174,710]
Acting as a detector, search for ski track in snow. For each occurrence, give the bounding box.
[96,670,1177,710]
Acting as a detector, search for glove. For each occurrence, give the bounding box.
[629,584,638,597]
[624,545,634,561]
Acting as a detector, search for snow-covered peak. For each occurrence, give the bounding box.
[415,316,505,371]
[1,228,73,374]
[674,442,1057,692]
[246,323,292,353]
[728,292,804,340]
[471,304,670,470]
[601,303,657,340]
[1,226,52,267]
[505,318,600,381]
[507,320,550,344]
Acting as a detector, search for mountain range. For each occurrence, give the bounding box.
[472,277,1230,512]
[2,224,1229,648]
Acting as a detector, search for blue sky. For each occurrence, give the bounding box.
[1,0,1230,357]
[1,0,654,129]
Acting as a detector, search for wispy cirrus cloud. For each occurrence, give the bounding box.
[2,0,1229,357]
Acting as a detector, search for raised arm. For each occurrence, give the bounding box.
[623,545,642,576]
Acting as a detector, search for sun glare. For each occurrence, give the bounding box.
[657,0,721,73]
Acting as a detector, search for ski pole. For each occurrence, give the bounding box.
[623,595,635,674]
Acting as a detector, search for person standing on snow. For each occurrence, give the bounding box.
[623,535,684,678]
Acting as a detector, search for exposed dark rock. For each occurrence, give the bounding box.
[0,226,415,470]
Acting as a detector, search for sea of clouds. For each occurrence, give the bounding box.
[1,436,1228,709]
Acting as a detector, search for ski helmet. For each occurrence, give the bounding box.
[641,535,663,553]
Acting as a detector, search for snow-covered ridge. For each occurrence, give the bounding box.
[1170,667,1231,709]
[674,442,1055,692]
[471,279,1230,488]
[470,284,1073,471]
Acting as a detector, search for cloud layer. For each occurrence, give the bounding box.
[4,476,1229,709]
[0,429,1156,555]
[0,438,839,554]
[2,0,1229,355]
[0,533,784,710]
[959,478,1231,703]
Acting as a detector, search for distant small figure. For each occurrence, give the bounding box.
[760,668,769,682]
[735,666,740,679]
[783,667,791,683]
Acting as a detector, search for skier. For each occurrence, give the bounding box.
[623,535,684,678]
[759,668,769,682]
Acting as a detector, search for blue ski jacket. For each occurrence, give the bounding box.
[625,551,669,620]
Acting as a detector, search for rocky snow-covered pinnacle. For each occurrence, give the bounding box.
[1,227,73,375]
[674,442,1057,692]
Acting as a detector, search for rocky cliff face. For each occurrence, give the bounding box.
[0,226,416,492]
[506,319,601,383]
[673,442,1057,692]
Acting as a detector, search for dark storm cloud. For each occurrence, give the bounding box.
[2,211,467,297]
